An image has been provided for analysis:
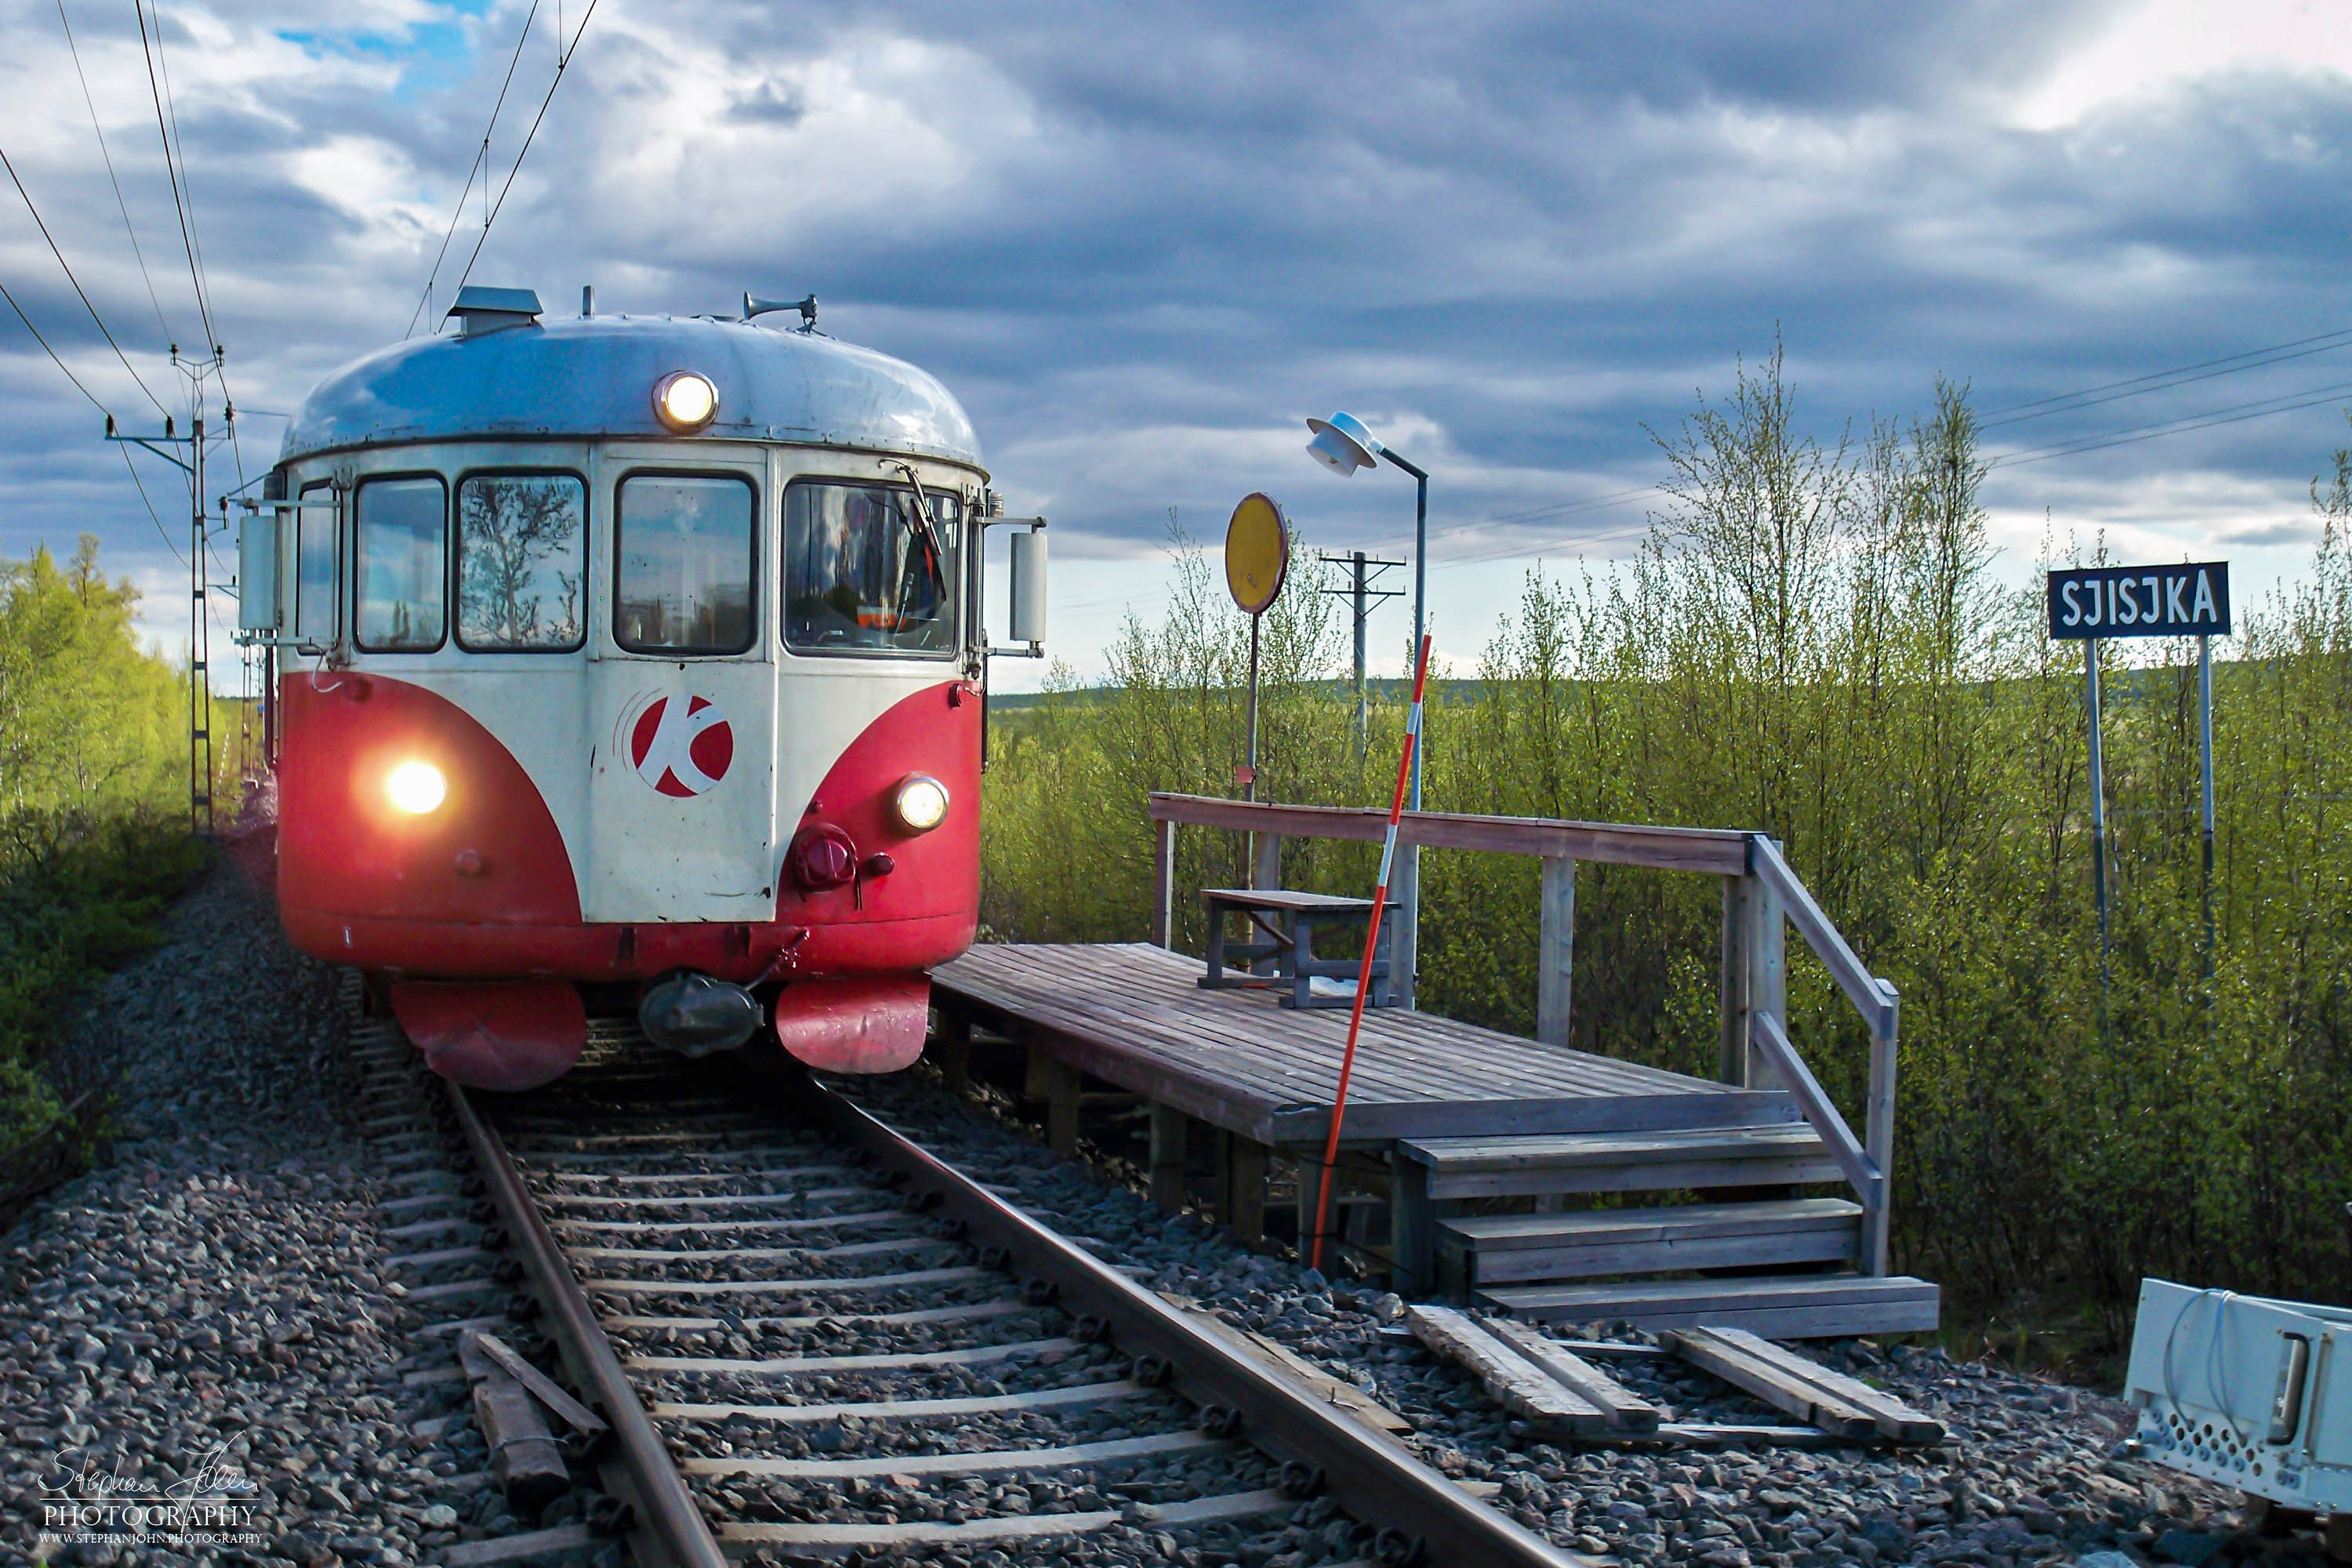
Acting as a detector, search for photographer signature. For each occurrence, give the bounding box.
[39,1445,260,1503]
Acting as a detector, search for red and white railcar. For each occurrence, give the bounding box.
[237,287,1044,1090]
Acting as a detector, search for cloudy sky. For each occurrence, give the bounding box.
[2,0,2349,689]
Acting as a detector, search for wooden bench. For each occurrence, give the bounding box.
[1199,887,1398,1011]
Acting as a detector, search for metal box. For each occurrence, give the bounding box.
[2124,1278,2352,1512]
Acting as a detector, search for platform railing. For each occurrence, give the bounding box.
[1145,792,1902,1276]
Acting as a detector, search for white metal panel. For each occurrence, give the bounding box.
[289,436,984,925]
[583,443,775,922]
[238,511,280,630]
[766,447,977,851]
[2124,1277,2352,1511]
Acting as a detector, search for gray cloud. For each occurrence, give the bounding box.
[1,0,2347,677]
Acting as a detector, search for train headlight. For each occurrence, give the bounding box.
[892,774,949,834]
[386,760,448,815]
[652,370,718,433]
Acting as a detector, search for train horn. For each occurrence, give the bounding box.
[743,293,818,330]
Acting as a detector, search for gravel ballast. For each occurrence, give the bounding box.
[844,1065,2285,1568]
[0,859,2304,1568]
[0,862,601,1568]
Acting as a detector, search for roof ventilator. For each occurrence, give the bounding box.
[446,285,545,337]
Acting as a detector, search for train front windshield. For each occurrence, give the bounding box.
[784,481,959,655]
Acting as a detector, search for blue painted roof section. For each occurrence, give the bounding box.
[278,315,983,467]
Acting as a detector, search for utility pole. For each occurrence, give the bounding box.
[1316,550,1403,756]
[189,411,212,836]
[108,344,231,837]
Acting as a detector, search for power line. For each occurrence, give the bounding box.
[1352,483,1659,555]
[1991,380,2352,470]
[406,0,544,339]
[1979,332,2352,432]
[146,0,217,344]
[1978,326,2352,426]
[446,0,601,306]
[118,441,186,567]
[0,273,112,413]
[56,0,172,343]
[135,0,213,353]
[0,275,187,566]
[0,146,170,418]
[1050,484,1661,615]
[1435,516,1653,570]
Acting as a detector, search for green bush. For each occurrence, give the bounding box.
[0,537,208,1159]
[983,352,2352,1341]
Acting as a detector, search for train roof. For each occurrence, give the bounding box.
[278,306,983,469]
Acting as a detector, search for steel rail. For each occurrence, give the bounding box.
[800,1079,1588,1568]
[443,1080,728,1568]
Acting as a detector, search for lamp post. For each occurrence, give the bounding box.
[1305,411,1428,1007]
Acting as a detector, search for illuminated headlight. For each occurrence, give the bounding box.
[386,760,448,815]
[652,370,718,433]
[893,774,949,834]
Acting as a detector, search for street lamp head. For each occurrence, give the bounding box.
[1305,412,1381,477]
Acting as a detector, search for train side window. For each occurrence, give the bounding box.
[354,476,448,652]
[296,483,336,641]
[783,480,959,655]
[615,474,755,655]
[457,473,586,652]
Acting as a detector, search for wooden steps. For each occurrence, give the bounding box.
[1482,1273,1941,1339]
[1393,1118,1936,1340]
[1399,1120,1838,1200]
[1440,1197,1864,1287]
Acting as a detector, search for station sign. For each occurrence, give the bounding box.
[2046,561,2230,640]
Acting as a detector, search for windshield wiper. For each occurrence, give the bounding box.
[886,460,944,561]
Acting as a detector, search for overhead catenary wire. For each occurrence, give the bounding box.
[0,272,113,413]
[135,0,214,352]
[140,0,245,453]
[445,0,601,310]
[0,147,171,418]
[118,441,187,567]
[56,0,174,343]
[405,0,545,339]
[0,276,187,566]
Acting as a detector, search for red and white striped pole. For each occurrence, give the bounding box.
[1309,631,1432,1274]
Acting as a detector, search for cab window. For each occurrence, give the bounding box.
[354,475,446,652]
[458,473,586,652]
[296,482,336,642]
[615,474,755,655]
[783,480,958,655]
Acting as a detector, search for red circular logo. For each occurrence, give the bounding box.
[630,695,734,798]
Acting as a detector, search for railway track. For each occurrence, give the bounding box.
[430,1029,1578,1568]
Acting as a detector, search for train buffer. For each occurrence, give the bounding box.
[926,792,1940,1341]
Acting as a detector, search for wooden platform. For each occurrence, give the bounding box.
[925,942,1938,1338]
[930,943,1793,1147]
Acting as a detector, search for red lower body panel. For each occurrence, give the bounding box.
[282,906,975,984]
[390,980,586,1091]
[771,975,929,1074]
[278,673,980,1085]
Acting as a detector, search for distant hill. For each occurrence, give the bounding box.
[989,677,1490,711]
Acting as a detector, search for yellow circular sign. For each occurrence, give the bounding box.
[1225,492,1289,616]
